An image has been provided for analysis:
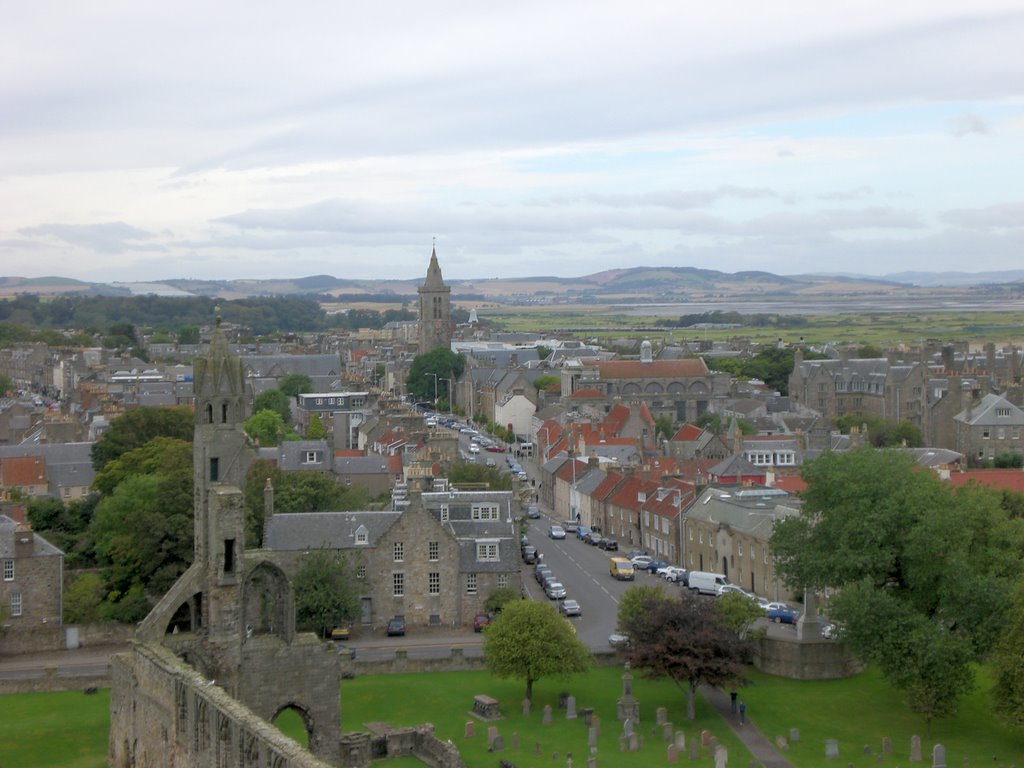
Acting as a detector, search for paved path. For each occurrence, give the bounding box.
[700,685,794,768]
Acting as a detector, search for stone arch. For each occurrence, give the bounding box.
[689,380,709,394]
[666,381,686,393]
[271,702,314,750]
[621,382,642,395]
[164,592,204,635]
[644,382,663,394]
[242,561,292,642]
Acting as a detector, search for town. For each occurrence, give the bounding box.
[1,250,1023,767]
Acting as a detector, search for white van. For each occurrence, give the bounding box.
[687,571,728,596]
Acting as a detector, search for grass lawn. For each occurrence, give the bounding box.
[5,664,1024,767]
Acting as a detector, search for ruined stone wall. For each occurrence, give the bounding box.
[109,641,336,768]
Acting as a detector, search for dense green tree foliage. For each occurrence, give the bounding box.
[991,581,1024,728]
[305,413,327,440]
[91,406,194,472]
[616,584,670,631]
[483,599,592,700]
[707,346,825,395]
[278,373,314,397]
[63,572,107,624]
[484,587,521,615]
[27,494,99,568]
[447,462,513,491]
[406,348,466,403]
[252,389,292,424]
[773,446,1024,730]
[622,590,753,720]
[293,549,361,637]
[833,414,923,447]
[244,409,297,446]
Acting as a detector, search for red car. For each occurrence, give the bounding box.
[473,613,493,632]
[485,444,505,453]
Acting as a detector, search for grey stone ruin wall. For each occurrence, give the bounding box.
[109,641,335,768]
[754,634,865,679]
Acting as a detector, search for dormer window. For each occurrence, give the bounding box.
[355,525,368,545]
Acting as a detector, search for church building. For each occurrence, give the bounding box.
[417,246,453,354]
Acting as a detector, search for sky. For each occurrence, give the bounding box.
[2,1,1022,284]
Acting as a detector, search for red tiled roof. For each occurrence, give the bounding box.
[0,456,47,487]
[569,388,605,399]
[946,469,1024,493]
[671,423,705,442]
[387,455,404,474]
[334,450,362,457]
[595,359,709,379]
[771,475,807,494]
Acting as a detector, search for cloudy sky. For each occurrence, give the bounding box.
[2,2,1022,283]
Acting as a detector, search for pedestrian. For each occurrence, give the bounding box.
[738,701,746,724]
[729,690,737,714]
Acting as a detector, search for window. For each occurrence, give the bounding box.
[223,539,235,573]
[393,542,404,562]
[983,430,991,440]
[688,529,693,541]
[737,544,743,559]
[471,504,499,521]
[2,559,12,581]
[750,544,756,559]
[62,487,71,499]
[392,572,404,597]
[763,548,769,564]
[466,573,477,594]
[428,572,440,596]
[428,541,439,562]
[355,525,368,545]
[10,592,22,617]
[699,530,704,544]
[440,505,449,522]
[209,457,219,482]
[476,542,499,561]
[997,407,1011,417]
[998,428,1006,440]
[356,565,366,579]
[303,451,319,464]
[497,574,509,589]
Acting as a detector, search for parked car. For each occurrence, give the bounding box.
[658,566,687,582]
[562,519,579,534]
[485,444,505,453]
[624,550,646,561]
[548,525,566,539]
[386,616,406,636]
[541,575,559,594]
[584,533,604,547]
[473,613,493,632]
[763,601,789,613]
[608,632,631,648]
[526,505,542,519]
[718,584,756,600]
[643,559,670,573]
[545,581,567,600]
[629,555,654,569]
[535,565,552,584]
[598,537,619,551]
[576,525,592,540]
[768,606,801,624]
[560,599,582,617]
[522,545,538,564]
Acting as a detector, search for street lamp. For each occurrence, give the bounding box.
[439,377,451,411]
[424,372,438,408]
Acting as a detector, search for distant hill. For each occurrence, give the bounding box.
[0,266,1020,302]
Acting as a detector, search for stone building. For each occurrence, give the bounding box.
[952,392,1024,463]
[0,515,63,646]
[417,246,453,355]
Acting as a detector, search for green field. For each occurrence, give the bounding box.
[3,663,1023,767]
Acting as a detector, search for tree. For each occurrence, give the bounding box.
[716,592,767,638]
[616,583,670,630]
[0,373,13,396]
[484,587,521,615]
[177,325,200,344]
[306,413,327,440]
[253,389,293,424]
[532,374,560,394]
[772,446,1024,729]
[653,415,674,442]
[293,549,361,637]
[992,580,1024,729]
[406,348,466,404]
[622,590,753,720]
[244,409,297,446]
[483,599,592,700]
[91,406,194,472]
[279,374,314,397]
[64,572,107,624]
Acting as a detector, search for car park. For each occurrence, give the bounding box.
[386,616,406,636]
[560,599,582,617]
[548,525,566,539]
[763,601,789,613]
[767,605,801,624]
[545,581,567,599]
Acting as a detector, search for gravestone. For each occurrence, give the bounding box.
[464,721,475,739]
[701,730,711,748]
[932,744,946,768]
[789,728,800,742]
[657,707,668,725]
[689,740,699,761]
[581,708,593,726]
[663,723,673,742]
[714,745,727,768]
[587,759,597,768]
[618,736,626,753]
[623,718,634,737]
[708,736,718,755]
[487,726,499,747]
[627,733,639,752]
[826,739,839,759]
[674,731,685,750]
[491,735,505,752]
[473,694,501,720]
[591,715,600,737]
[566,696,577,720]
[512,732,520,750]
[534,741,542,756]
[587,727,597,749]
[882,737,892,755]
[617,669,640,723]
[566,754,573,768]
[522,698,531,717]
[667,744,679,764]
[911,735,922,762]
[864,745,872,755]
[775,736,789,750]
[543,705,553,725]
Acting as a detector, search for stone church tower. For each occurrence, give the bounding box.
[417,246,453,354]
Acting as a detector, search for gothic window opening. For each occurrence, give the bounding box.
[224,539,235,573]
[221,402,229,423]
[210,457,219,482]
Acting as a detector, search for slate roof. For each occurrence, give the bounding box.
[263,510,401,551]
[593,358,710,379]
[685,487,798,538]
[954,393,1024,426]
[335,456,393,475]
[0,515,63,558]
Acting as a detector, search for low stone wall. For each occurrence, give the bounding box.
[754,634,863,680]
[340,647,623,677]
[0,622,135,656]
[338,724,466,768]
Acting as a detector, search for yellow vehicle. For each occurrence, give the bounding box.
[609,556,635,581]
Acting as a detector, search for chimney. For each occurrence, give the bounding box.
[15,524,34,558]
